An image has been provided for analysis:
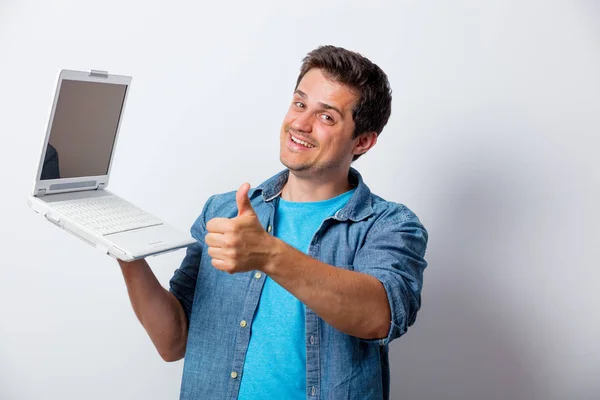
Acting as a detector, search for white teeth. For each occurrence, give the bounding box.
[291,135,315,148]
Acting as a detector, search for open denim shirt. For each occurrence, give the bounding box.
[169,168,428,400]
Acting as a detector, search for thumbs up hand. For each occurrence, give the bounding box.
[205,183,275,274]
[235,182,256,218]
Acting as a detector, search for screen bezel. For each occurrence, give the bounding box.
[32,69,132,196]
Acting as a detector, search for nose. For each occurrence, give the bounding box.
[291,111,313,133]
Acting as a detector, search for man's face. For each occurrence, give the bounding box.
[279,68,360,178]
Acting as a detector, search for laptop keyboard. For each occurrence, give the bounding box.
[52,196,163,236]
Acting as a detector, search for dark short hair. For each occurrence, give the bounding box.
[295,45,392,148]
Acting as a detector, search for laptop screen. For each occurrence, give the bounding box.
[40,79,128,180]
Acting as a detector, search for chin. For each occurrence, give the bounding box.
[280,154,311,173]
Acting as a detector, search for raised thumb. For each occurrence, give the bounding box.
[236,182,255,217]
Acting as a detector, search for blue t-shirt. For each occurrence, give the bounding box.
[237,188,356,399]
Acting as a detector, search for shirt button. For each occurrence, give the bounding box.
[311,386,316,396]
[267,225,272,233]
[230,371,238,379]
[309,335,315,345]
[254,272,262,279]
[240,320,247,328]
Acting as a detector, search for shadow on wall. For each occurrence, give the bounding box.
[389,140,539,400]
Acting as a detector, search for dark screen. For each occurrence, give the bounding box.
[40,79,127,180]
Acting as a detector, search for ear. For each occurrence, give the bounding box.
[353,131,378,157]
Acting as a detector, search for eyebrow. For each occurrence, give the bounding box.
[294,90,344,117]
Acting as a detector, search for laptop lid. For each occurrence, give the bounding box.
[32,69,132,197]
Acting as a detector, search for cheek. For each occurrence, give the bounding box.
[323,135,355,157]
[315,129,342,148]
[281,113,295,132]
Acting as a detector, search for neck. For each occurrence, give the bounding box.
[281,169,353,202]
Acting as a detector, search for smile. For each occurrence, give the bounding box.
[290,134,315,148]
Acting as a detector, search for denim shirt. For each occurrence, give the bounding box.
[169,168,428,400]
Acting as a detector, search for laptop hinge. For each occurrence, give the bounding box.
[37,189,47,197]
[97,183,106,190]
[90,70,109,78]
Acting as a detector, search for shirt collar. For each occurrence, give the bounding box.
[255,167,374,222]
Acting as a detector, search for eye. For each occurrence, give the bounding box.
[294,101,305,109]
[320,114,334,124]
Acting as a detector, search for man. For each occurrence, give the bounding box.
[119,45,428,400]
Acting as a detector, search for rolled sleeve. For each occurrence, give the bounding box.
[168,196,214,321]
[354,208,428,345]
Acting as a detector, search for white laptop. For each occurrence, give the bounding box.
[28,69,197,261]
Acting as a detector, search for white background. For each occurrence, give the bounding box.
[1,1,599,399]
